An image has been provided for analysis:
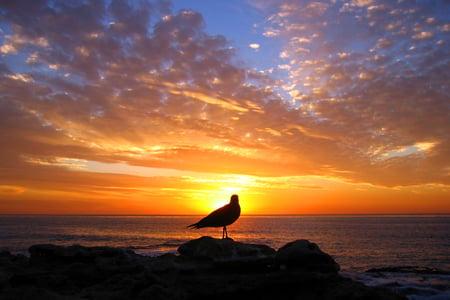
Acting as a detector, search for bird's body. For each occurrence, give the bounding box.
[188,194,241,239]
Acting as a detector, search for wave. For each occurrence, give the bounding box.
[341,266,450,300]
[367,266,450,275]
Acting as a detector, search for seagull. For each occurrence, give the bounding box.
[188,194,241,239]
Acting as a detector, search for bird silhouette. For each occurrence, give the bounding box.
[188,194,241,239]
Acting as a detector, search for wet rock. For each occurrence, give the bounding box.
[276,239,340,273]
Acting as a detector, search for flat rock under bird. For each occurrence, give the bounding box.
[188,194,241,239]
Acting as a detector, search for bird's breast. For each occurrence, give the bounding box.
[229,204,240,222]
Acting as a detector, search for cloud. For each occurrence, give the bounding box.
[0,185,26,195]
[256,0,450,186]
[412,31,434,39]
[263,29,280,37]
[0,0,449,194]
[350,0,375,7]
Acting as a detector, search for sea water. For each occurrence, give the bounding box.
[1,215,449,299]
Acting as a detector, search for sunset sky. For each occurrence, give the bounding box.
[1,0,449,215]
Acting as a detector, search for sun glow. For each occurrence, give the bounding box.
[192,193,259,216]
[2,0,449,215]
[187,189,241,214]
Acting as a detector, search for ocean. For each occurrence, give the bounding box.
[1,215,449,299]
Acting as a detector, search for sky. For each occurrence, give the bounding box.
[0,0,449,215]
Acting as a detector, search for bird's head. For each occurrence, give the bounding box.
[230,194,239,205]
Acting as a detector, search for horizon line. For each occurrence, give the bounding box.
[1,213,450,217]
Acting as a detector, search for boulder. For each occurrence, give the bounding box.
[276,239,340,273]
[178,236,275,261]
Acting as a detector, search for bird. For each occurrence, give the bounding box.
[187,194,241,239]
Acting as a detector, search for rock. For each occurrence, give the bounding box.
[276,239,340,273]
[0,239,406,300]
[0,270,9,289]
[0,248,11,256]
[178,236,276,261]
[29,244,135,265]
[0,248,27,268]
[0,286,62,300]
[149,253,177,273]
[9,274,38,287]
[137,284,185,300]
[64,262,101,287]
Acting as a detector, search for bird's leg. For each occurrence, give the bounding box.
[222,226,228,239]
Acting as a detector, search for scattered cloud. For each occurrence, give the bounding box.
[0,0,449,208]
[259,0,450,186]
[249,43,260,50]
[263,29,280,37]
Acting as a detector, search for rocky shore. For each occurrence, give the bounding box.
[0,237,406,299]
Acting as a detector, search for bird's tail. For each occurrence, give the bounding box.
[187,223,200,229]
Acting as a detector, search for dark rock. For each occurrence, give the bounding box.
[29,244,135,265]
[64,262,101,287]
[0,239,406,300]
[0,249,28,269]
[0,270,9,289]
[137,284,185,300]
[9,274,38,287]
[276,239,340,273]
[0,286,62,300]
[150,253,177,273]
[0,248,11,256]
[178,236,276,261]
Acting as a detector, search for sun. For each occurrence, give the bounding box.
[187,188,243,215]
[184,174,259,214]
[208,199,229,211]
[202,191,236,213]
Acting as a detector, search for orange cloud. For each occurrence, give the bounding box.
[0,185,26,195]
[0,0,449,214]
